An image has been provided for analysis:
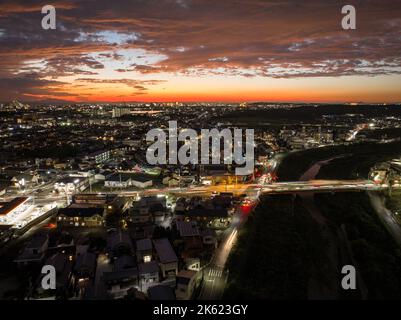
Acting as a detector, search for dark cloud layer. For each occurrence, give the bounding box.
[0,0,401,101]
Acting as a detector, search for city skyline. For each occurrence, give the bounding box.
[1,0,401,104]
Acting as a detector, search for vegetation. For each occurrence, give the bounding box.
[216,105,401,126]
[224,195,328,299]
[315,193,401,299]
[276,140,401,181]
[359,128,401,140]
[386,189,401,225]
[225,139,401,299]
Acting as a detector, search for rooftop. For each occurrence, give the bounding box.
[136,238,152,252]
[153,238,178,264]
[139,260,159,274]
[187,207,228,218]
[0,197,29,216]
[148,285,175,300]
[74,252,96,272]
[176,221,200,237]
[58,207,104,218]
[176,270,197,285]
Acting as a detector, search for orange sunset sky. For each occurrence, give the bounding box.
[1,0,401,103]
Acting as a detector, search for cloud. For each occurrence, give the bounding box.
[0,0,401,101]
[74,77,166,94]
[0,73,70,100]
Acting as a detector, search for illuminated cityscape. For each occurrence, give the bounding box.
[0,0,401,306]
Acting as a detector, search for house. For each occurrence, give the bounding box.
[138,261,159,291]
[103,268,139,299]
[72,193,128,214]
[139,196,166,209]
[108,231,133,257]
[149,203,166,225]
[14,233,49,267]
[131,196,166,225]
[54,176,88,193]
[129,205,153,224]
[185,258,201,272]
[179,174,196,185]
[131,174,153,189]
[176,221,200,238]
[103,254,139,299]
[181,236,204,260]
[11,173,40,188]
[129,225,155,240]
[185,206,230,227]
[114,254,137,270]
[46,231,75,256]
[175,270,198,300]
[74,252,97,280]
[174,220,216,255]
[105,173,131,188]
[136,238,153,263]
[53,162,68,170]
[199,164,233,185]
[174,198,187,216]
[104,173,153,189]
[200,228,217,247]
[212,194,233,209]
[147,285,175,300]
[153,238,178,278]
[162,176,180,187]
[57,207,104,227]
[86,150,111,164]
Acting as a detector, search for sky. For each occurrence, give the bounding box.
[0,0,401,103]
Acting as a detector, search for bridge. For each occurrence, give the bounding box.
[112,179,389,198]
[259,179,388,195]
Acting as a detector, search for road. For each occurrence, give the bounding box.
[260,179,388,194]
[1,174,390,250]
[112,179,388,199]
[198,196,257,300]
[368,191,401,247]
[195,178,391,300]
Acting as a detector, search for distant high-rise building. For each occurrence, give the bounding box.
[112,106,131,118]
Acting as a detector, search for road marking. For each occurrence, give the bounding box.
[208,268,223,278]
